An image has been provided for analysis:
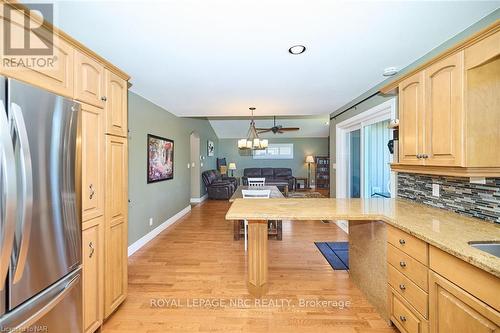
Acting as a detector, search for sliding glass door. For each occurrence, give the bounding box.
[336,99,396,199]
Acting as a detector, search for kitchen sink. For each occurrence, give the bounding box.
[468,241,500,258]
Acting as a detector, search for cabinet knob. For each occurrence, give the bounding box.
[416,154,422,159]
[399,239,406,245]
[89,184,95,199]
[89,241,95,258]
[399,261,407,268]
[422,154,429,159]
[399,284,406,290]
[399,315,407,322]
[101,96,107,102]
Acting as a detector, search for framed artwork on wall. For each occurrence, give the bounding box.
[207,140,215,156]
[147,134,174,183]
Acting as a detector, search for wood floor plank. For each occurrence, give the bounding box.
[102,200,398,333]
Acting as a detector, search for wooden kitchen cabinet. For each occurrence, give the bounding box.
[424,51,464,167]
[0,13,74,97]
[429,271,500,333]
[81,103,105,222]
[82,217,104,333]
[464,30,500,168]
[386,23,500,177]
[105,70,128,137]
[75,51,106,108]
[104,135,128,318]
[398,72,425,165]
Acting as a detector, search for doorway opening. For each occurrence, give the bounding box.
[190,132,200,201]
[336,99,396,199]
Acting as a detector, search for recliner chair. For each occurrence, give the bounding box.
[202,170,238,200]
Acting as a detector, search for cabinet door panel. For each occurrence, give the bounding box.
[429,272,499,333]
[75,51,105,108]
[105,70,128,137]
[82,217,104,333]
[82,103,105,221]
[104,135,128,318]
[0,12,74,97]
[424,52,464,166]
[398,72,425,165]
[465,30,500,167]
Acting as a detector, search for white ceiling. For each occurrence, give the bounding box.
[209,116,330,138]
[53,1,499,117]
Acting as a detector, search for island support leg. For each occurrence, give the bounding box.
[247,220,269,296]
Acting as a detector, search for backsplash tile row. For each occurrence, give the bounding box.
[397,173,500,224]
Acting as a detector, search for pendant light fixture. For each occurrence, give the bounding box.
[238,107,268,150]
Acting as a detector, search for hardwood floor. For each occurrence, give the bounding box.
[102,200,398,333]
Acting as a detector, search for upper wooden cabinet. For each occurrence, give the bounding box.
[82,103,105,222]
[398,72,425,165]
[424,51,464,167]
[464,31,500,168]
[105,70,128,137]
[75,51,106,108]
[0,12,74,97]
[387,23,500,177]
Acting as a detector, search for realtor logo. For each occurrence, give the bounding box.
[3,3,53,56]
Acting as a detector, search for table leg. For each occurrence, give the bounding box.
[233,220,241,240]
[284,184,289,197]
[247,220,269,296]
[277,221,282,240]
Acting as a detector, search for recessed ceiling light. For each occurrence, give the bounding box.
[289,45,306,55]
[383,67,399,77]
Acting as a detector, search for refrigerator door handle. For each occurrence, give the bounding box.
[11,274,80,331]
[0,101,17,291]
[9,103,34,284]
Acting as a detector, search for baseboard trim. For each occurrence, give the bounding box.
[128,205,192,257]
[190,194,208,204]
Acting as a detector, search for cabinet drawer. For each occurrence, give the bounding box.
[389,264,428,318]
[388,243,428,291]
[390,290,429,333]
[388,226,428,264]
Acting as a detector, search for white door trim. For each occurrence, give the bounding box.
[336,98,396,199]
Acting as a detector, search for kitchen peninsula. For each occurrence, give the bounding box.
[226,198,500,330]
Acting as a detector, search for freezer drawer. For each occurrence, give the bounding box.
[0,267,82,332]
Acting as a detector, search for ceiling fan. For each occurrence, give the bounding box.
[256,116,300,134]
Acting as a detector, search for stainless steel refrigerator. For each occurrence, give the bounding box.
[0,76,82,332]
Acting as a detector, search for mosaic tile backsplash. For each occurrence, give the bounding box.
[397,173,500,223]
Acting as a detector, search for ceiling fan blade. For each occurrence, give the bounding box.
[255,128,272,131]
[257,129,273,134]
[279,127,300,131]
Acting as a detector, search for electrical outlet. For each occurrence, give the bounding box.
[432,183,440,197]
[149,218,153,226]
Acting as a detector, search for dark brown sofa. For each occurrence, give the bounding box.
[242,168,295,190]
[202,170,238,200]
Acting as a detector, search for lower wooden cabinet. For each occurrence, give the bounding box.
[82,216,104,333]
[389,289,428,333]
[429,271,500,333]
[104,135,128,318]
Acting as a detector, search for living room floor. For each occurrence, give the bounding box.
[103,199,397,333]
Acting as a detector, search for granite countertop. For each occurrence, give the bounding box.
[225,198,500,277]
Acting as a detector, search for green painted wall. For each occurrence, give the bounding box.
[128,92,218,245]
[218,138,329,183]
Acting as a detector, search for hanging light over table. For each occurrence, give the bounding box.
[238,107,268,150]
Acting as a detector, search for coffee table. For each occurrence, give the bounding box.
[229,185,283,241]
[265,181,289,197]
